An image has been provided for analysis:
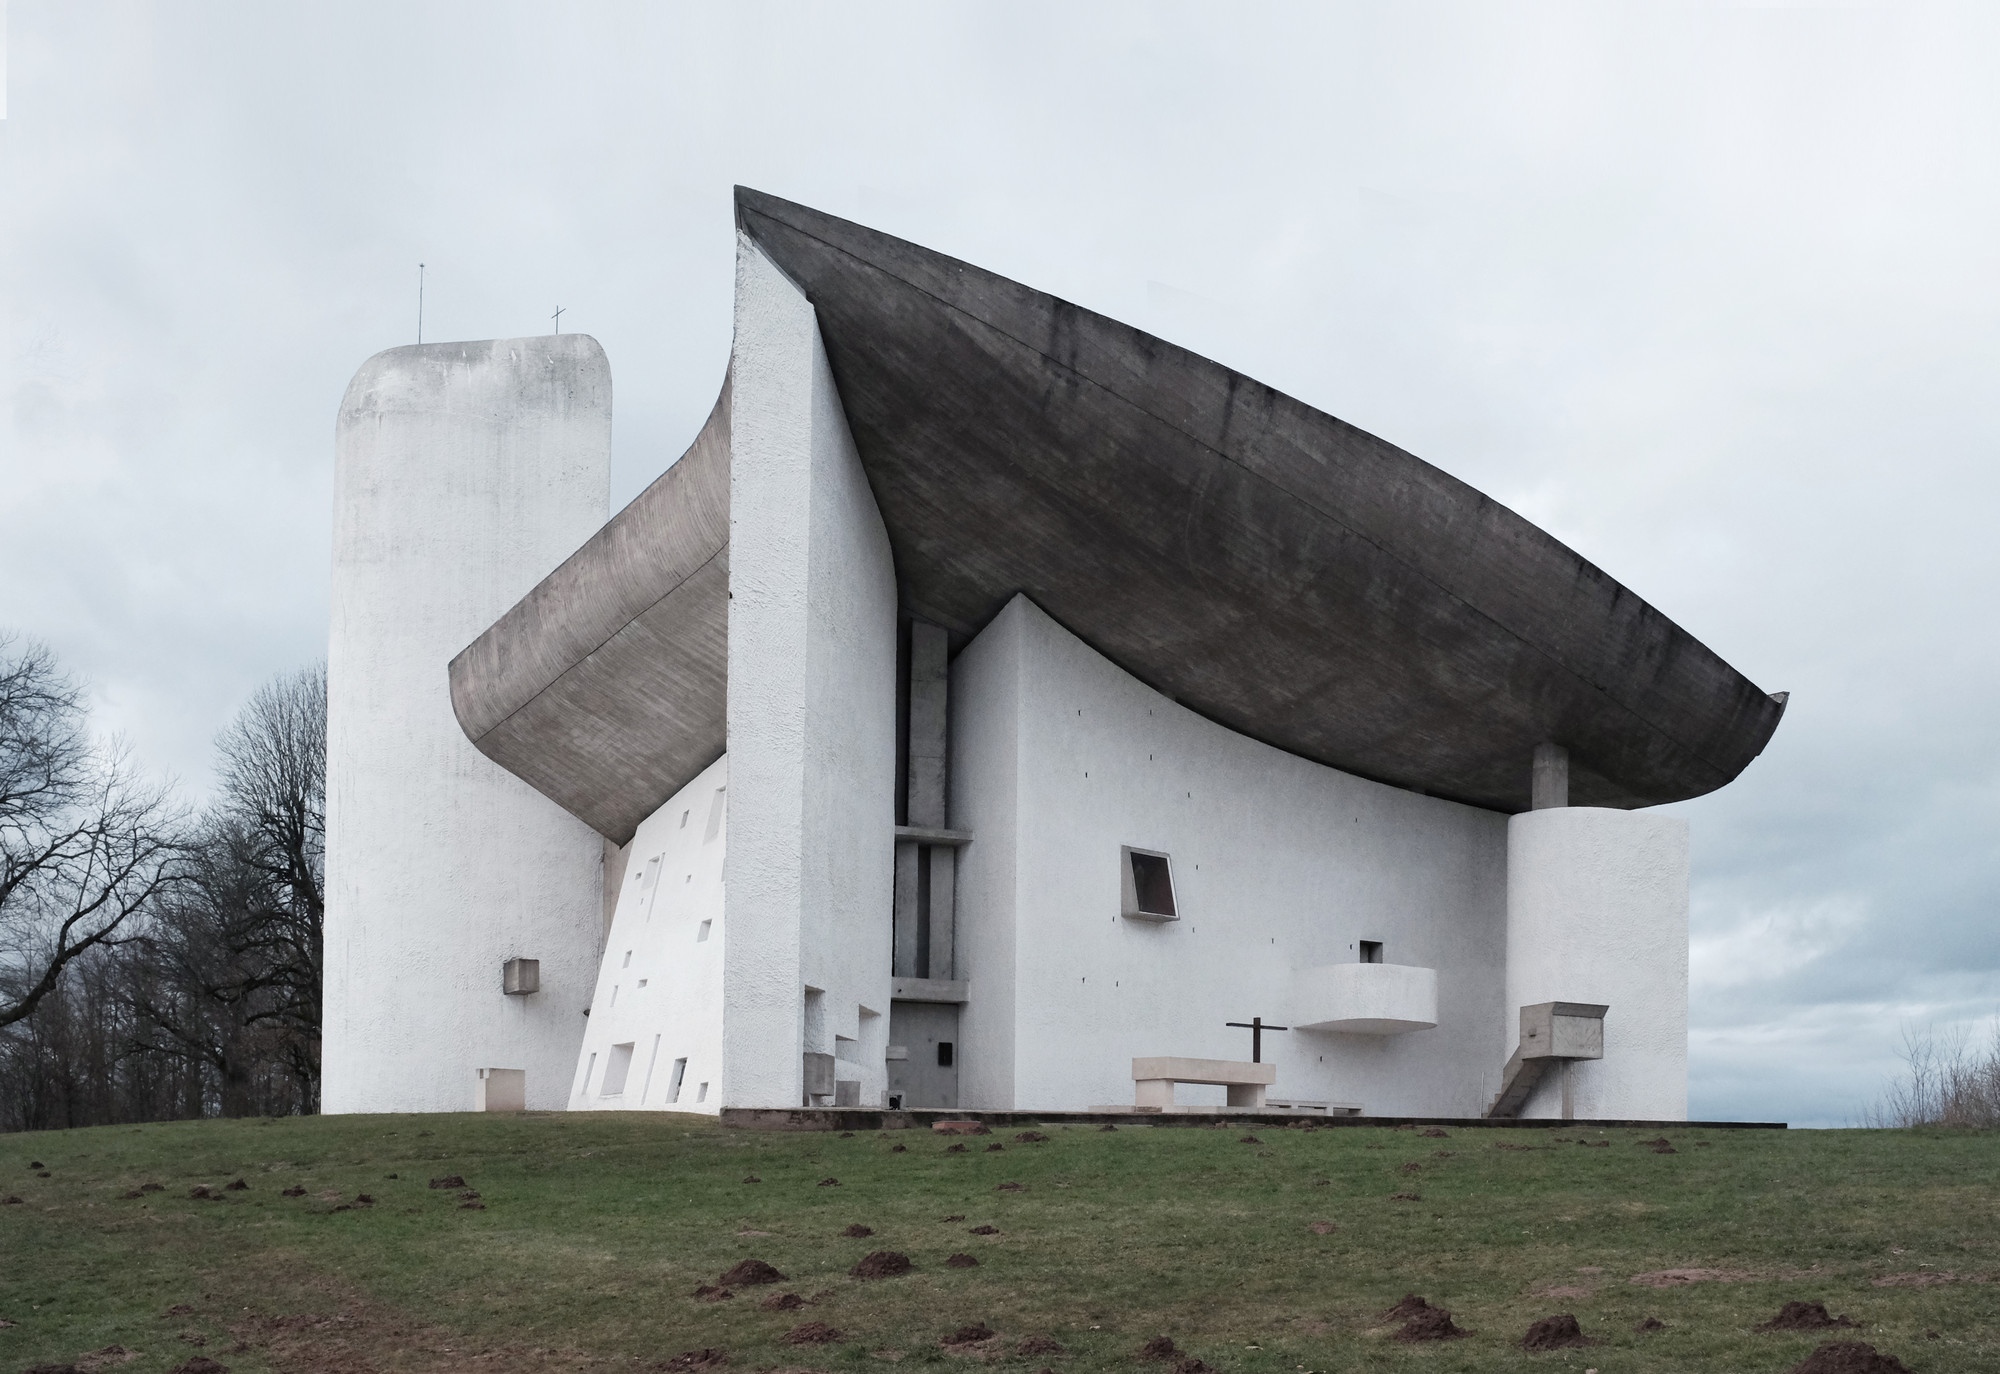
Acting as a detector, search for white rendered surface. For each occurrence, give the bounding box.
[723,236,899,1109]
[1506,807,1689,1120]
[1293,962,1440,1035]
[324,336,610,1113]
[569,755,729,1113]
[951,596,1510,1115]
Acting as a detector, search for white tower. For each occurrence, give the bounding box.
[324,336,610,1113]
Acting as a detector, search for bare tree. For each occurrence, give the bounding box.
[0,635,186,1029]
[124,664,326,1114]
[1864,1018,2000,1128]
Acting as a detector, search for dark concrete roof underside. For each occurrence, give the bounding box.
[451,188,1782,842]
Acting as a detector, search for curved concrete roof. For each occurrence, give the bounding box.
[451,187,1783,842]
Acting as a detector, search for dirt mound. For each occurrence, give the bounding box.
[169,1360,230,1374]
[1394,1307,1468,1342]
[22,1363,81,1374]
[1759,1302,1860,1332]
[1169,1359,1213,1374]
[1238,1135,1263,1145]
[189,1185,216,1199]
[718,1259,787,1287]
[784,1322,843,1346]
[1099,1124,1117,1131]
[1136,1336,1178,1359]
[1788,1342,1914,1374]
[427,1175,465,1189]
[933,1121,990,1136]
[1398,1162,1422,1174]
[280,1186,305,1197]
[945,1144,968,1154]
[661,1349,729,1371]
[1389,1192,1421,1202]
[1307,1221,1335,1235]
[843,1224,874,1237]
[942,1323,995,1347]
[996,1182,1025,1192]
[850,1251,914,1279]
[1419,1127,1449,1138]
[1635,1317,1667,1332]
[1015,1132,1049,1143]
[692,1285,733,1302]
[986,1144,1005,1152]
[942,1214,966,1222]
[742,1175,762,1183]
[1520,1314,1593,1350]
[1381,1294,1433,1322]
[140,1183,163,1192]
[968,1225,999,1235]
[891,1145,908,1153]
[164,1305,196,1318]
[945,1254,979,1269]
[818,1177,840,1187]
[761,1294,808,1312]
[1015,1336,1065,1356]
[225,1178,249,1191]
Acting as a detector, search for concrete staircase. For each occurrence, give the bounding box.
[1485,1001,1609,1120]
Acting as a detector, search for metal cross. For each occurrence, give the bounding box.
[552,306,565,335]
[1225,1016,1289,1063]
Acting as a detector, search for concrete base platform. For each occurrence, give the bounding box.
[719,1106,1784,1133]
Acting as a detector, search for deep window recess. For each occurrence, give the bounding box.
[666,1057,688,1104]
[1122,847,1178,920]
[1359,940,1384,964]
[937,1041,955,1068]
[599,1042,635,1097]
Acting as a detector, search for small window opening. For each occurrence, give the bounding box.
[599,1042,635,1097]
[636,978,648,988]
[666,1056,687,1103]
[937,1041,955,1068]
[1359,940,1384,964]
[1121,847,1178,920]
[695,1080,709,1103]
[697,919,712,943]
[704,786,726,843]
[639,1035,661,1103]
[680,809,690,828]
[621,950,632,968]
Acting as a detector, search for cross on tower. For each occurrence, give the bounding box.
[1225,1016,1289,1063]
[552,306,565,335]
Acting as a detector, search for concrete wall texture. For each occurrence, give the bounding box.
[951,595,1515,1116]
[1506,806,1690,1120]
[722,235,899,1110]
[569,755,729,1113]
[325,336,610,1113]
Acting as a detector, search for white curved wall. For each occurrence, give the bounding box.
[951,595,1511,1116]
[325,336,611,1113]
[1505,807,1689,1120]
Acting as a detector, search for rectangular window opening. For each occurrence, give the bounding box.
[599,1041,635,1098]
[639,1035,661,1103]
[1122,847,1178,920]
[1359,940,1384,964]
[937,1040,955,1068]
[703,787,726,843]
[696,919,712,943]
[695,1080,709,1103]
[666,1056,688,1104]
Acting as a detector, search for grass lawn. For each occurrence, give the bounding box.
[2,1114,1996,1373]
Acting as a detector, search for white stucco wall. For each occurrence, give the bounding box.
[723,236,899,1109]
[569,755,728,1113]
[325,336,610,1113]
[950,596,1512,1116]
[1505,807,1689,1120]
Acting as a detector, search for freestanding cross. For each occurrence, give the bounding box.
[1225,1016,1289,1063]
[552,306,565,335]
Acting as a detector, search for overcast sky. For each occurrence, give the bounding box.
[6,2,1998,1126]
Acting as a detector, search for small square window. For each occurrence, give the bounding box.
[937,1041,955,1068]
[697,919,712,943]
[1120,846,1179,921]
[1359,940,1383,964]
